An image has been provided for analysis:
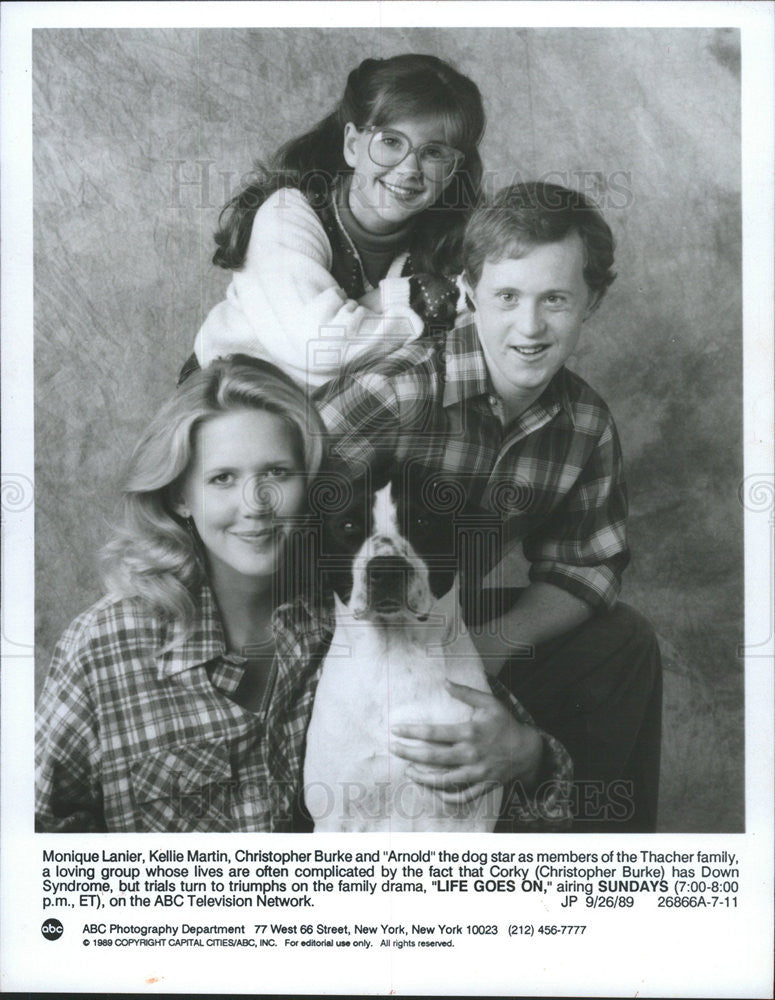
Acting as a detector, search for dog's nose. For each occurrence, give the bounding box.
[367,555,411,601]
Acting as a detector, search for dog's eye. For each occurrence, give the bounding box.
[413,515,431,530]
[341,519,360,535]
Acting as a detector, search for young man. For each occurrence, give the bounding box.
[315,182,661,831]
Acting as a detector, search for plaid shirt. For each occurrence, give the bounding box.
[316,318,629,610]
[35,584,326,833]
[36,581,571,833]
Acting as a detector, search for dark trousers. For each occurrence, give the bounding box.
[471,590,663,832]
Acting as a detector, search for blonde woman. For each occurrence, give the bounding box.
[36,356,326,832]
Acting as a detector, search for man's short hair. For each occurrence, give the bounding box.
[463,182,616,299]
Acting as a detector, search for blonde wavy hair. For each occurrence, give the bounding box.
[101,356,326,634]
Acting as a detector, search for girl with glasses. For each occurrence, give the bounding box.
[192,54,485,388]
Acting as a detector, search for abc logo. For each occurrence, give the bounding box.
[41,918,64,940]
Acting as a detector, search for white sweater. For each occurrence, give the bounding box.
[194,188,424,389]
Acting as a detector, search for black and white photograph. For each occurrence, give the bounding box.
[30,19,744,836]
[2,1,773,995]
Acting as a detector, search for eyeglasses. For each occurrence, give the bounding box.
[365,127,464,182]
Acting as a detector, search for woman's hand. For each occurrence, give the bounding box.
[390,679,544,804]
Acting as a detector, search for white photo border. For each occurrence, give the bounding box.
[2,2,773,996]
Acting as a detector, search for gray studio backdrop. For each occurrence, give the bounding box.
[33,27,742,831]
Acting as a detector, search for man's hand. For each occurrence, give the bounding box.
[390,679,543,803]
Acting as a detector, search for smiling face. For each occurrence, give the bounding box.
[465,232,597,415]
[174,409,306,592]
[343,117,457,234]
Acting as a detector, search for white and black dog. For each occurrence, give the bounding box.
[303,468,503,832]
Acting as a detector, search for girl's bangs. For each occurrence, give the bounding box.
[369,88,477,151]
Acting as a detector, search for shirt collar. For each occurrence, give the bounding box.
[512,366,576,436]
[441,317,491,409]
[272,591,335,651]
[154,581,227,677]
[154,576,336,680]
[441,314,576,426]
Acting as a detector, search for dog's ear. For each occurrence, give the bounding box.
[437,577,462,643]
